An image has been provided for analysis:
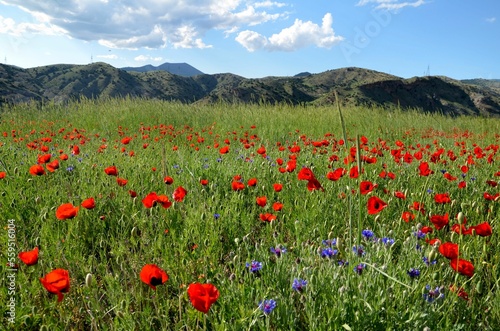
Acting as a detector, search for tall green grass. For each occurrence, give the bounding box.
[1,98,500,330]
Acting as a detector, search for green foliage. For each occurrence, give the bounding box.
[1,98,500,330]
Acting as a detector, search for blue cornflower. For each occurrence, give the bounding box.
[292,278,308,292]
[354,263,366,275]
[322,239,337,247]
[423,256,437,266]
[423,285,444,303]
[426,188,433,194]
[213,213,220,220]
[414,230,426,240]
[259,299,277,315]
[246,260,263,273]
[270,246,287,257]
[337,260,349,267]
[362,229,375,240]
[407,268,421,278]
[66,165,74,172]
[352,245,365,257]
[381,237,395,246]
[320,247,338,258]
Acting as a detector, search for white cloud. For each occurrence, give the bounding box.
[236,13,343,52]
[134,55,163,62]
[1,0,288,49]
[357,0,426,11]
[0,14,66,36]
[485,17,496,23]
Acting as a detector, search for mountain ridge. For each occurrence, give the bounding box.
[1,62,499,117]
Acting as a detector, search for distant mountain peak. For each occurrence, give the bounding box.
[121,62,204,77]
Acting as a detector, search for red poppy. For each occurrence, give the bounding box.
[450,259,474,278]
[486,180,498,187]
[410,201,426,215]
[157,195,172,208]
[164,176,174,185]
[451,223,473,235]
[418,162,434,176]
[173,186,187,202]
[443,172,457,181]
[46,159,59,172]
[140,264,168,290]
[349,166,359,179]
[142,192,159,208]
[429,213,449,230]
[19,247,39,266]
[259,213,277,222]
[327,168,345,181]
[81,197,96,209]
[458,181,466,189]
[360,181,376,195]
[104,166,118,176]
[121,137,132,145]
[394,191,406,199]
[56,203,79,220]
[473,222,492,237]
[72,145,80,155]
[272,202,284,211]
[273,183,283,192]
[420,226,433,234]
[367,196,387,215]
[247,178,257,186]
[297,168,315,181]
[29,164,45,176]
[231,181,245,191]
[434,193,451,204]
[37,154,51,164]
[306,178,324,191]
[256,196,267,207]
[483,192,500,201]
[187,283,220,314]
[401,211,415,222]
[116,177,128,187]
[59,153,69,161]
[39,268,70,302]
[0,171,5,179]
[129,190,137,198]
[438,242,459,260]
[219,146,229,154]
[286,159,297,172]
[200,179,209,186]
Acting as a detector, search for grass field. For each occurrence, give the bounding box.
[1,98,500,330]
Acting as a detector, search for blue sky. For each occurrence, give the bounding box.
[0,0,498,79]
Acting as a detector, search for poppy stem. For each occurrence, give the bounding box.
[356,135,362,252]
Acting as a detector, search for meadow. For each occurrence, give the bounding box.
[1,98,500,330]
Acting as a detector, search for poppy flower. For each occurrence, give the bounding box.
[18,247,39,266]
[104,166,118,176]
[140,264,168,290]
[142,192,159,208]
[429,213,449,230]
[200,179,209,186]
[420,226,433,234]
[81,197,96,209]
[121,137,132,145]
[116,177,128,187]
[46,159,59,172]
[306,178,324,191]
[286,159,297,172]
[173,186,187,202]
[0,171,5,179]
[367,196,387,215]
[37,154,51,164]
[164,176,174,185]
[450,259,474,278]
[438,242,459,260]
[273,183,283,192]
[473,222,492,237]
[72,145,80,155]
[187,283,220,314]
[297,168,315,181]
[272,202,284,211]
[418,162,434,176]
[256,196,267,207]
[219,146,229,154]
[39,268,70,302]
[231,181,245,191]
[129,190,137,198]
[29,164,45,176]
[483,192,500,201]
[458,181,467,189]
[260,213,277,222]
[360,181,376,195]
[349,166,359,179]
[434,193,451,204]
[56,203,79,220]
[394,191,406,199]
[410,202,426,215]
[156,195,172,209]
[247,178,257,186]
[59,153,69,161]
[401,211,415,222]
[327,168,345,181]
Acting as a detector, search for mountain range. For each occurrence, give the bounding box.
[1,62,499,117]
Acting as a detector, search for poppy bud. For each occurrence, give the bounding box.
[476,280,482,294]
[428,247,438,262]
[457,212,465,224]
[234,238,240,245]
[35,196,41,204]
[85,273,93,287]
[336,237,343,252]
